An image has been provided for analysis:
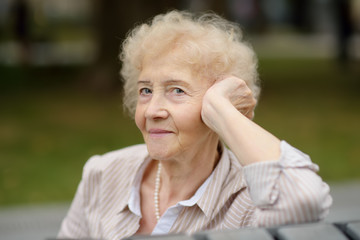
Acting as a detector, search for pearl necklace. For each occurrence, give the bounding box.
[154,161,161,222]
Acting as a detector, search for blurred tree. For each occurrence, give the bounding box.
[84,0,183,93]
[290,0,312,33]
[10,0,32,65]
[226,0,266,33]
[334,0,354,64]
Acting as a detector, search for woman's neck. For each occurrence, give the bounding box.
[157,138,220,208]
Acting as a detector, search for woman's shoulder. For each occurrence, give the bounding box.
[225,147,243,171]
[83,144,148,175]
[218,146,247,187]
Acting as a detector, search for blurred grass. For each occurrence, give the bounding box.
[0,58,359,206]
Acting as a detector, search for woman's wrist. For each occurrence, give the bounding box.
[201,94,232,136]
[203,94,281,165]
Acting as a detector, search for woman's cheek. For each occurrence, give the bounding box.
[134,106,145,131]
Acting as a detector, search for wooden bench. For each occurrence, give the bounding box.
[124,220,360,240]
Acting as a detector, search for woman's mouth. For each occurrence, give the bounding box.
[148,129,173,138]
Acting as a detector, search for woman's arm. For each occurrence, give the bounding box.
[202,76,332,225]
[201,76,280,166]
[242,141,332,226]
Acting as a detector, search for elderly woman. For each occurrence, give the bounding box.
[58,10,332,239]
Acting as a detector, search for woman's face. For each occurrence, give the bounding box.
[135,54,218,161]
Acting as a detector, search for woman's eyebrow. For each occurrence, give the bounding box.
[137,79,192,89]
[165,79,191,88]
[137,80,151,85]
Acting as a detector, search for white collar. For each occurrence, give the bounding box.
[127,157,214,217]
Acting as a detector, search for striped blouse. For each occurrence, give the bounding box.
[57,141,332,239]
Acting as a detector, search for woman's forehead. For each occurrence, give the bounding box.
[139,59,192,82]
[139,59,212,88]
[140,47,215,84]
[141,51,191,74]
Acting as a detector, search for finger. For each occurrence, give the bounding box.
[237,96,256,119]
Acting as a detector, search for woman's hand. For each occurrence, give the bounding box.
[201,76,257,133]
[201,76,280,165]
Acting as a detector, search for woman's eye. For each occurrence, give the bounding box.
[173,88,185,94]
[140,88,152,95]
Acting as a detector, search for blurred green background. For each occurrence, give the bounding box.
[0,0,359,206]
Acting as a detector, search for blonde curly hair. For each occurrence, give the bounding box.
[120,10,260,117]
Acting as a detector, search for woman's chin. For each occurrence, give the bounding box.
[146,146,174,161]
[148,153,173,161]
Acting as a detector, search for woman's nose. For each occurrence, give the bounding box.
[144,94,169,119]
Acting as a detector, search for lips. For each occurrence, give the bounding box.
[148,128,173,137]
